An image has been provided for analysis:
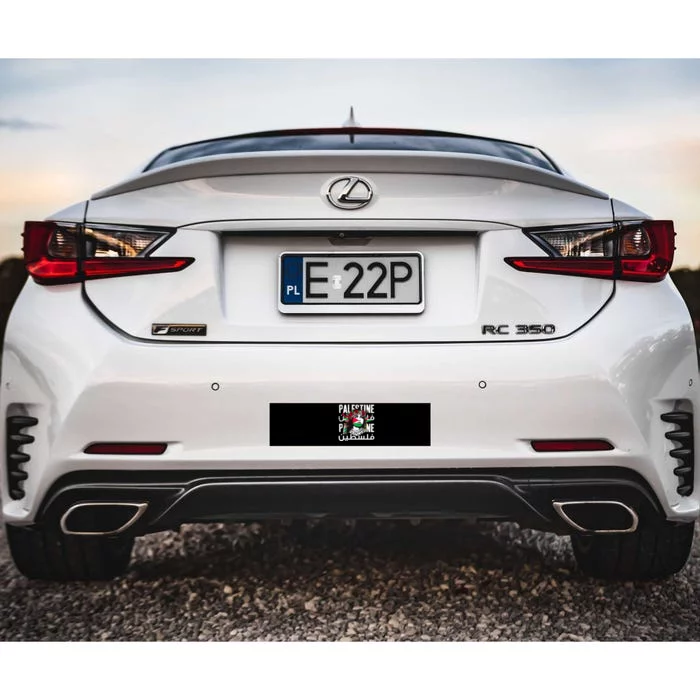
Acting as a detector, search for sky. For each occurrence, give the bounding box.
[1,58,700,266]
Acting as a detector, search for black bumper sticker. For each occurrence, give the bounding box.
[270,403,431,446]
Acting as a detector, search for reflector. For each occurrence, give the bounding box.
[84,443,168,455]
[531,439,614,452]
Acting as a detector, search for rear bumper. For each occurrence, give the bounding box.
[2,280,699,526]
[38,467,664,537]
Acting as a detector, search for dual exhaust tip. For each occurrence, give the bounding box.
[58,499,640,536]
[60,502,148,536]
[553,500,638,534]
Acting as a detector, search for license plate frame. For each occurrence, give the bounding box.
[278,251,424,314]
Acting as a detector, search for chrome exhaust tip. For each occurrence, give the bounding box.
[553,500,639,534]
[60,502,148,536]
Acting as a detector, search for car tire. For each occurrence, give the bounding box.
[5,523,134,581]
[571,520,695,581]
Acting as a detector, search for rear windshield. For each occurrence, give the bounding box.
[146,131,558,173]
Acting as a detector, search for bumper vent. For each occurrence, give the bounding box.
[661,411,695,497]
[6,415,38,500]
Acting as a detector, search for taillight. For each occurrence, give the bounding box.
[505,220,675,282]
[23,221,194,285]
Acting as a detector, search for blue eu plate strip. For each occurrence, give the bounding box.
[281,255,303,304]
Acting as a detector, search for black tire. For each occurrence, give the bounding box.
[5,523,134,581]
[571,520,695,581]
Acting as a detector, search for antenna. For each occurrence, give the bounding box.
[342,106,360,144]
[342,106,361,128]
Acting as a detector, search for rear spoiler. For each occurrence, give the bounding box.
[92,150,609,201]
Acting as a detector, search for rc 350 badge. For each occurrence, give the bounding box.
[481,324,556,336]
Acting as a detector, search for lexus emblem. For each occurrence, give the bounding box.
[325,176,374,210]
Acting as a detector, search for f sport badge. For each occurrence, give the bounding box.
[151,324,207,336]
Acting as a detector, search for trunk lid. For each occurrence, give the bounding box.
[83,151,614,343]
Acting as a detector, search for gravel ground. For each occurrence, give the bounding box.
[1,519,699,641]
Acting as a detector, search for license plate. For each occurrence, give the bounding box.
[270,403,431,446]
[278,252,424,314]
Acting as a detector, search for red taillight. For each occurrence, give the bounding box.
[84,442,168,455]
[531,439,614,452]
[618,220,675,282]
[507,257,617,279]
[23,221,76,282]
[81,257,192,279]
[23,220,194,285]
[506,220,675,282]
[26,257,80,281]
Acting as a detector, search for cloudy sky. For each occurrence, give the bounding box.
[1,59,699,266]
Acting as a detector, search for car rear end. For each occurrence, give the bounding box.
[2,130,698,580]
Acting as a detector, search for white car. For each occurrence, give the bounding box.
[2,127,697,581]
